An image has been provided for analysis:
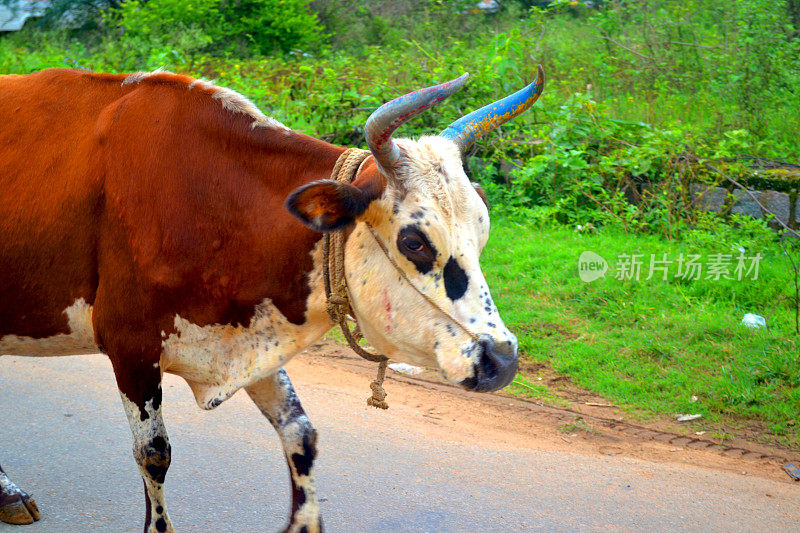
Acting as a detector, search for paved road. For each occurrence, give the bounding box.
[1,354,798,532]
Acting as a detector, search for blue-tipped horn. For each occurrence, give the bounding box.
[441,65,545,152]
[365,73,469,176]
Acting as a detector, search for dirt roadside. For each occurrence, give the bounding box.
[294,340,800,486]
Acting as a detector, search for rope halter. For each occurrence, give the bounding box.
[323,148,389,409]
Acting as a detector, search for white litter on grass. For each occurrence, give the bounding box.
[741,313,766,328]
[676,413,702,422]
[388,363,424,375]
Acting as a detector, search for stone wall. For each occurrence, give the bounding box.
[691,185,799,228]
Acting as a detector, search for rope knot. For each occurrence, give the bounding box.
[366,360,389,410]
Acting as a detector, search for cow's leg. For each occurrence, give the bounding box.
[246,369,322,533]
[0,463,40,525]
[112,357,174,533]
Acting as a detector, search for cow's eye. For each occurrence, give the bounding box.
[397,227,435,264]
[404,237,424,252]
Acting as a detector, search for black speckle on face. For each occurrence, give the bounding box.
[443,257,469,301]
[155,517,167,532]
[156,505,164,515]
[488,322,496,328]
[410,210,424,220]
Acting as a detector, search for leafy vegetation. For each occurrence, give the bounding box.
[1,0,798,446]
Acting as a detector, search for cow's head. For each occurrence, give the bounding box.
[288,67,544,392]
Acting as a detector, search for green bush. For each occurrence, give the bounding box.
[220,0,324,55]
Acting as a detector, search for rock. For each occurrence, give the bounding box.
[388,363,424,375]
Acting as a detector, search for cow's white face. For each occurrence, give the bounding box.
[343,137,518,391]
[288,68,544,392]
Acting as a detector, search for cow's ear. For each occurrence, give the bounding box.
[472,182,489,209]
[286,180,373,231]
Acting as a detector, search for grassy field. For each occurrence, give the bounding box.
[485,217,799,448]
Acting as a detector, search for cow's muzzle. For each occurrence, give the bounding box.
[460,334,518,393]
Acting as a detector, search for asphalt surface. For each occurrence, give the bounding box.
[1,354,798,532]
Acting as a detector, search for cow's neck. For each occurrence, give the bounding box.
[159,131,349,410]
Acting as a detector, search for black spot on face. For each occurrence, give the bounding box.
[443,257,469,300]
[155,517,167,532]
[410,210,424,220]
[297,488,307,507]
[487,322,496,328]
[156,505,164,515]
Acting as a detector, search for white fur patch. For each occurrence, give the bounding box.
[0,298,97,357]
[0,470,22,495]
[123,70,289,130]
[121,68,165,86]
[119,393,175,533]
[161,243,331,409]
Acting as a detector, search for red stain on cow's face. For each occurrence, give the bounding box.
[382,288,392,333]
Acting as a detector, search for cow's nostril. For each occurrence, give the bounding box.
[459,335,518,393]
[478,347,497,380]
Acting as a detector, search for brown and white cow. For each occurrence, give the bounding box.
[0,66,543,532]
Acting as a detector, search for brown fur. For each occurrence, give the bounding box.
[0,68,384,400]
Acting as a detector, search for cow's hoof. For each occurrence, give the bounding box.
[282,518,323,533]
[0,488,40,525]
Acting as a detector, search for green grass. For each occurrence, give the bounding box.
[483,217,800,448]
